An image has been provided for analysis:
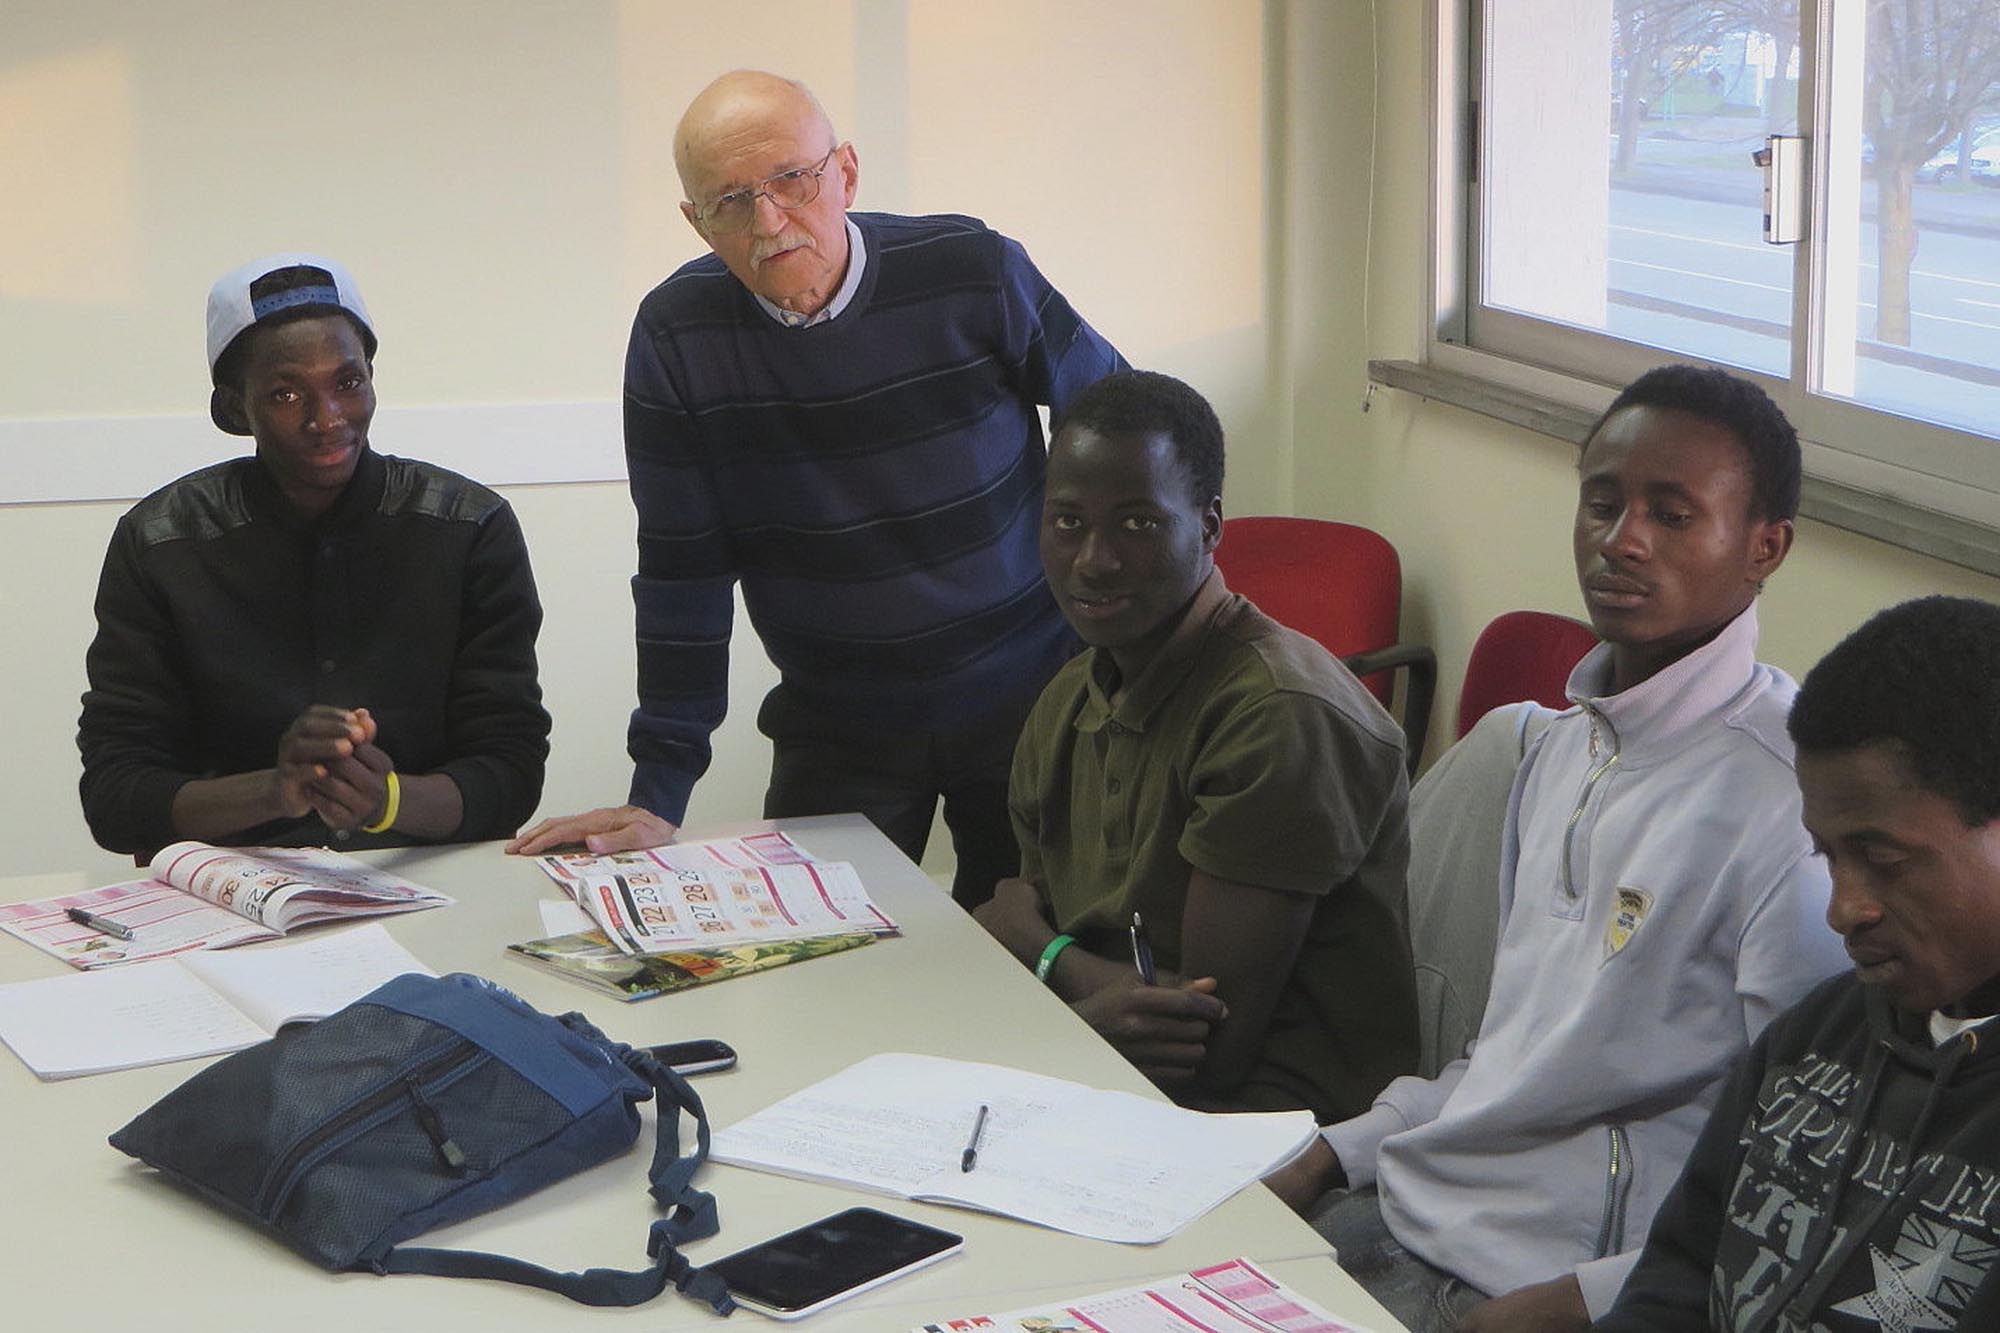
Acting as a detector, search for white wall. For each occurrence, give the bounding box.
[0,0,1278,876]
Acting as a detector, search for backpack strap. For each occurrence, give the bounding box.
[378,1049,733,1313]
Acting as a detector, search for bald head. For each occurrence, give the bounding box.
[671,70,860,316]
[674,71,836,200]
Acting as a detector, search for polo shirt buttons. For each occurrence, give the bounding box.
[320,659,337,674]
[1106,777,1122,794]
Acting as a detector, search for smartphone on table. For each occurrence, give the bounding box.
[705,1206,964,1319]
[646,1038,737,1076]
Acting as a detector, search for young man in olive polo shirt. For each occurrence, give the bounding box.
[973,370,1417,1123]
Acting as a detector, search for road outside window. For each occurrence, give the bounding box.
[1476,0,2000,445]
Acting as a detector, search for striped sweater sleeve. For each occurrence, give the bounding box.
[623,305,733,823]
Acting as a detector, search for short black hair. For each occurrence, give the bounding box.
[1584,365,1801,522]
[211,264,377,393]
[1052,370,1224,507]
[1789,596,2000,826]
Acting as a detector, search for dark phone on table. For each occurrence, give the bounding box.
[646,1038,737,1076]
[705,1206,963,1320]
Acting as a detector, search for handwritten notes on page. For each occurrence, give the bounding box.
[0,925,433,1079]
[710,1052,1317,1244]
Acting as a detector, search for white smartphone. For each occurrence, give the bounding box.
[704,1206,963,1320]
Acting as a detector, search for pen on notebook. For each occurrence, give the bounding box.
[1130,911,1157,986]
[66,906,136,942]
[960,1103,990,1173]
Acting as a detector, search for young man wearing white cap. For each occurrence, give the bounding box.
[77,254,550,856]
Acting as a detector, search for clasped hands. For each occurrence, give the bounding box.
[273,705,395,832]
[973,877,1228,1087]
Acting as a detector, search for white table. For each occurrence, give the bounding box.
[0,815,1403,1331]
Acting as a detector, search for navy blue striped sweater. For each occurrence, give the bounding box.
[622,211,1125,822]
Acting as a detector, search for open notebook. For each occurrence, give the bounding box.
[711,1052,1318,1245]
[0,924,433,1080]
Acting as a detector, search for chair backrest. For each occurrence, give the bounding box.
[1455,610,1600,739]
[1407,700,1554,1076]
[1212,517,1402,707]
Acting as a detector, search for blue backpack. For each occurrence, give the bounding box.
[109,971,733,1313]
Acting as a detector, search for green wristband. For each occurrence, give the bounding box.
[1034,933,1077,984]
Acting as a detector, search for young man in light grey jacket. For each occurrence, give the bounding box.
[1268,366,1850,1333]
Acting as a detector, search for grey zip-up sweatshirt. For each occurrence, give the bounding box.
[1322,604,1849,1316]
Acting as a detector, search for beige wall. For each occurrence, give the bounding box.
[0,1,1274,877]
[7,1,1998,880]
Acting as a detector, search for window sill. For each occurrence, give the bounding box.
[1367,357,2000,580]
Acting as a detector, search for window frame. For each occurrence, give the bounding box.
[1387,0,2000,579]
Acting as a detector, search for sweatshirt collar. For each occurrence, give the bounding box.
[1870,984,1995,1072]
[1564,600,1763,755]
[1078,568,1232,734]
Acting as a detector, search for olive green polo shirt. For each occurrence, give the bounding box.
[1011,571,1418,1122]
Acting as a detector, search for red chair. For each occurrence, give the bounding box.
[1212,516,1436,776]
[1454,610,1600,739]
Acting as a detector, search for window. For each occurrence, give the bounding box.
[1420,0,2000,566]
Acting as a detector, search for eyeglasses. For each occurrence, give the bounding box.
[694,146,841,235]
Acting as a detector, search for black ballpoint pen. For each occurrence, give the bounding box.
[1130,911,1157,986]
[960,1103,990,1173]
[67,906,136,941]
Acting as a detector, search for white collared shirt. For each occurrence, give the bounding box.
[1931,1010,1998,1047]
[753,218,867,328]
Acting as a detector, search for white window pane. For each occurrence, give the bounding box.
[1816,0,2000,442]
[1480,1,1800,377]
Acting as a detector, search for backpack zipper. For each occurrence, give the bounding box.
[254,1038,482,1219]
[403,1074,468,1173]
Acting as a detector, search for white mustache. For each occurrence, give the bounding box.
[751,231,811,263]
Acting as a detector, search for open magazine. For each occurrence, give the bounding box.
[531,828,824,890]
[506,928,876,1001]
[534,834,898,955]
[912,1257,1375,1333]
[0,842,450,970]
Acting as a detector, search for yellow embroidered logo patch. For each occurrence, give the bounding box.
[1606,886,1653,958]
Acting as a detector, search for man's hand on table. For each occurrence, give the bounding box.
[1262,1135,1346,1214]
[506,805,678,856]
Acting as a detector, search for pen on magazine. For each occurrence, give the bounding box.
[1129,911,1157,986]
[66,906,137,941]
[960,1103,990,1173]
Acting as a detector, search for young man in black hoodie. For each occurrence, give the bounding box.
[1598,595,2000,1332]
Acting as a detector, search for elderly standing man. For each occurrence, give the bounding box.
[510,71,1124,905]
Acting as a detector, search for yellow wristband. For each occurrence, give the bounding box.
[361,770,401,834]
